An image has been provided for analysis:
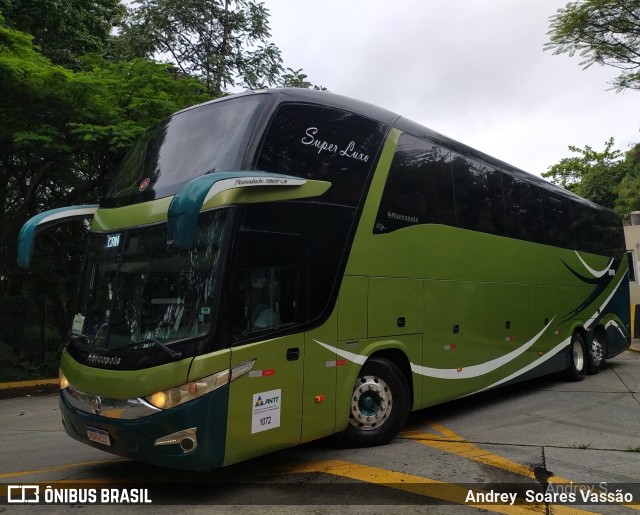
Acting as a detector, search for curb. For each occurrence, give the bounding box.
[0,378,58,390]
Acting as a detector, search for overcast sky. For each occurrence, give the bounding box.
[265,0,639,177]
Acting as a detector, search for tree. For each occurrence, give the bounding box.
[0,0,126,69]
[278,67,327,91]
[121,0,283,96]
[543,138,640,218]
[542,138,624,207]
[0,17,210,297]
[612,143,640,215]
[546,0,640,91]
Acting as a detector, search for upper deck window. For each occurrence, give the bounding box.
[104,95,267,207]
[255,103,387,207]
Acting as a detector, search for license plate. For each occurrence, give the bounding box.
[86,426,111,447]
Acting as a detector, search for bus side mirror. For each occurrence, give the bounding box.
[17,205,98,268]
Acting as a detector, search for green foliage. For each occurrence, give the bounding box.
[278,67,327,91]
[0,0,321,376]
[542,138,624,207]
[122,0,284,96]
[546,0,640,91]
[613,144,640,216]
[0,0,126,69]
[568,441,593,449]
[543,139,640,219]
[0,18,211,297]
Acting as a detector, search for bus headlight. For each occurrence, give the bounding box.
[59,368,69,390]
[145,369,230,410]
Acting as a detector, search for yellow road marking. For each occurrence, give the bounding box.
[284,459,597,514]
[0,459,118,480]
[402,425,536,480]
[402,424,640,510]
[2,422,634,513]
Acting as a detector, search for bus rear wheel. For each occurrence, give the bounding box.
[586,333,606,374]
[339,357,410,447]
[564,333,587,382]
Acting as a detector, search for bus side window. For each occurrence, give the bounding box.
[542,191,574,248]
[230,231,304,338]
[571,202,596,253]
[374,133,455,232]
[503,176,545,244]
[451,155,506,236]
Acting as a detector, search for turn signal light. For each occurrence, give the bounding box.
[59,368,69,390]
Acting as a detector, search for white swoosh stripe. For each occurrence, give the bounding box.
[473,273,628,393]
[605,319,626,340]
[575,251,613,278]
[312,273,627,385]
[410,319,553,379]
[313,339,367,365]
[585,273,627,328]
[474,335,572,393]
[313,318,554,380]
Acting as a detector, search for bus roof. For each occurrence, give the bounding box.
[181,88,607,213]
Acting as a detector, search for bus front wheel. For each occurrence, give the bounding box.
[339,357,410,447]
[564,333,587,382]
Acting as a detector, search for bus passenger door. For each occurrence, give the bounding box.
[225,333,304,466]
[222,231,305,466]
[301,309,338,443]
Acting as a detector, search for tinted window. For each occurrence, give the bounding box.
[105,96,267,207]
[452,155,506,235]
[75,210,229,350]
[256,104,387,207]
[230,232,304,335]
[542,191,574,248]
[503,176,544,243]
[596,209,625,256]
[373,133,623,257]
[374,133,455,233]
[571,202,596,252]
[229,201,354,342]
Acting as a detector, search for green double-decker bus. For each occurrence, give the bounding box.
[18,89,630,470]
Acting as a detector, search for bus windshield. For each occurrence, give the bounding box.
[72,209,229,350]
[103,95,267,207]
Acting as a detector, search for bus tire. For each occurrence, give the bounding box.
[564,333,587,382]
[587,332,606,375]
[339,357,410,447]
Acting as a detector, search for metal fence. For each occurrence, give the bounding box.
[0,295,70,381]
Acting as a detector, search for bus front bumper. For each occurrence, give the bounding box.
[59,386,229,471]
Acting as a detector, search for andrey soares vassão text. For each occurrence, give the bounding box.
[465,485,634,506]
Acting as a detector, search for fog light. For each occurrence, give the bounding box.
[154,428,198,453]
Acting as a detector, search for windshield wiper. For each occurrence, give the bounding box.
[128,338,182,360]
[70,331,105,342]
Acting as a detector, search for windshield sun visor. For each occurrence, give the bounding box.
[167,171,330,250]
